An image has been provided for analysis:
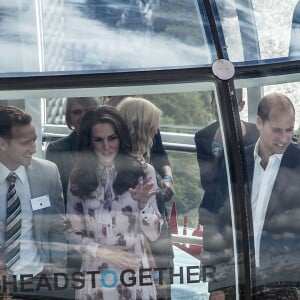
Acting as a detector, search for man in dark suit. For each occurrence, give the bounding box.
[245,93,300,283]
[0,106,67,297]
[46,97,100,207]
[195,89,259,215]
[206,93,300,299]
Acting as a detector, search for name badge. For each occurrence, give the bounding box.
[31,195,51,211]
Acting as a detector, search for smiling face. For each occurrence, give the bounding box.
[91,123,120,167]
[69,101,91,133]
[0,123,37,170]
[257,105,295,159]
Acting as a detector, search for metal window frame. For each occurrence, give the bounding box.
[1,0,300,297]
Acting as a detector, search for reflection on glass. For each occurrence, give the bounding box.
[41,93,212,298]
[252,0,298,60]
[215,0,245,61]
[203,86,300,297]
[44,92,211,225]
[0,1,211,74]
[196,89,258,297]
[215,0,298,62]
[289,0,300,57]
[0,104,67,299]
[245,92,300,297]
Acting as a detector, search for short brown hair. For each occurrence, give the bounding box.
[0,106,32,139]
[257,93,295,123]
[65,97,100,129]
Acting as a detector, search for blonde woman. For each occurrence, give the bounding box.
[117,97,161,160]
[117,97,173,299]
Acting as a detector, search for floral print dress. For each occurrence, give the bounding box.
[66,163,162,300]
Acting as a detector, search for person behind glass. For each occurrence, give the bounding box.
[66,106,162,300]
[195,89,259,216]
[208,93,300,299]
[117,97,173,299]
[46,97,100,208]
[105,95,174,202]
[0,106,66,280]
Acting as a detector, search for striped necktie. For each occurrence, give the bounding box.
[5,173,22,269]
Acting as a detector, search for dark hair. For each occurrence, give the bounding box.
[0,106,32,139]
[257,93,295,123]
[65,97,100,130]
[70,105,143,199]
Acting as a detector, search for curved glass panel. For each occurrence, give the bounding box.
[0,0,211,74]
[200,87,259,297]
[200,80,300,297]
[216,0,299,62]
[3,86,235,299]
[253,0,298,60]
[196,89,240,298]
[231,76,300,296]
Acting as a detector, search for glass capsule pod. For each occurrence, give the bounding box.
[1,0,300,299]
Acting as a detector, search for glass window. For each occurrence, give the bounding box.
[233,76,300,296]
[2,86,240,299]
[196,88,248,299]
[252,0,298,59]
[215,0,299,62]
[0,1,212,74]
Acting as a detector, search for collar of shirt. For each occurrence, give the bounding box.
[0,162,26,184]
[253,139,283,165]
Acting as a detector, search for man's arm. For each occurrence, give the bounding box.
[195,131,221,192]
[150,130,174,202]
[150,130,170,174]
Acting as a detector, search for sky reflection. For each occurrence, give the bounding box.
[0,0,210,73]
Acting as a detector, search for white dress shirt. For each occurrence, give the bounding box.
[251,140,283,267]
[0,162,43,277]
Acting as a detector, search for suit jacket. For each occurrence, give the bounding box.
[202,143,300,291]
[27,157,67,274]
[195,121,259,213]
[245,143,300,285]
[150,129,170,173]
[46,131,78,207]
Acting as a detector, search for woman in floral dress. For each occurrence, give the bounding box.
[66,106,162,300]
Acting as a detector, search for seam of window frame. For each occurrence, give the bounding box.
[215,79,254,299]
[200,0,253,297]
[0,67,214,91]
[200,0,229,60]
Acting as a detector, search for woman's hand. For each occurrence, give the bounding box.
[129,178,158,209]
[97,245,141,270]
[161,179,174,202]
